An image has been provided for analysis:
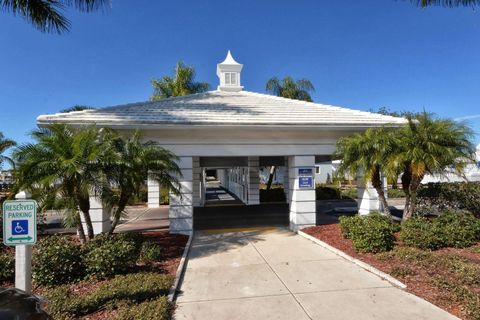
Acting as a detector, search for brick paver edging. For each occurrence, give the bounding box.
[168,232,194,302]
[297,230,407,289]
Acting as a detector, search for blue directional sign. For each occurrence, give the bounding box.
[299,176,314,189]
[298,168,313,176]
[3,200,37,246]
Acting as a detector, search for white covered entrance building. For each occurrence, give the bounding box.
[37,52,405,234]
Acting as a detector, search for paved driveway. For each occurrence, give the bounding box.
[175,228,457,320]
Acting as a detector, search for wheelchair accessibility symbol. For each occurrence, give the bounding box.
[11,220,28,235]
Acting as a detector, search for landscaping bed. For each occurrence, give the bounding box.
[0,231,188,320]
[303,224,480,320]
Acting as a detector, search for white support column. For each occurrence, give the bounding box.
[288,155,316,231]
[84,195,110,234]
[14,191,32,294]
[284,157,289,203]
[147,173,160,208]
[248,156,260,205]
[192,157,201,207]
[356,171,381,215]
[169,156,193,234]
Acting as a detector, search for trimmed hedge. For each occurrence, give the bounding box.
[416,182,480,217]
[400,211,480,250]
[138,241,162,263]
[0,251,14,282]
[115,297,171,320]
[33,235,85,286]
[387,188,406,198]
[45,272,173,318]
[339,213,396,253]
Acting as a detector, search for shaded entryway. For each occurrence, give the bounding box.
[175,228,458,320]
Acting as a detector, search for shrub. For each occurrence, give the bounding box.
[114,297,171,320]
[138,241,162,263]
[436,211,480,248]
[400,217,442,250]
[84,237,137,278]
[401,211,480,250]
[45,273,173,317]
[117,232,145,253]
[341,187,357,200]
[316,185,341,200]
[0,251,14,282]
[33,235,85,286]
[387,188,406,198]
[415,182,480,217]
[339,213,396,253]
[259,188,286,202]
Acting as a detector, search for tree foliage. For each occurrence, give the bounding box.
[150,61,210,100]
[0,132,16,169]
[410,0,480,7]
[266,76,314,102]
[0,0,110,34]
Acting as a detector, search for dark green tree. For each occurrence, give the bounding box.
[0,132,16,169]
[266,76,315,102]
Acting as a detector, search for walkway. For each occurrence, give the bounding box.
[175,228,457,320]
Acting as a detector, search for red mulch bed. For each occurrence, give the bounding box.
[303,224,480,320]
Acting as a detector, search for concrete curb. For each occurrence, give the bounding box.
[168,231,194,303]
[297,230,407,289]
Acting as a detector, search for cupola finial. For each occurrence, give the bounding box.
[217,51,243,92]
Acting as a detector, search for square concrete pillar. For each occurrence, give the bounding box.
[248,156,260,205]
[169,156,194,234]
[356,171,381,215]
[82,195,110,234]
[288,155,316,231]
[192,157,201,207]
[147,173,160,208]
[284,157,289,204]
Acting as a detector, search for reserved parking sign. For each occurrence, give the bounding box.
[2,200,37,246]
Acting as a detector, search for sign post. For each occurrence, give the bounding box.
[2,191,37,293]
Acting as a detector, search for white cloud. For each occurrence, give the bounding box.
[455,114,480,121]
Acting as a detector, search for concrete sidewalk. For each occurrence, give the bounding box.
[175,228,457,320]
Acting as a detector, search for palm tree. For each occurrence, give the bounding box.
[13,124,113,242]
[60,105,95,113]
[0,0,110,34]
[410,0,480,7]
[265,76,315,189]
[150,61,210,100]
[334,128,397,218]
[398,112,475,219]
[266,76,315,102]
[103,130,181,234]
[0,132,16,169]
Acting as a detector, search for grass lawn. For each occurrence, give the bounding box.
[304,224,480,320]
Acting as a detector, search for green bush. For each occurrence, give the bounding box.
[84,237,137,278]
[259,188,286,202]
[114,297,171,320]
[138,241,162,263]
[117,232,145,254]
[316,185,341,200]
[416,182,480,217]
[339,213,396,253]
[387,188,406,198]
[401,211,480,250]
[436,211,480,248]
[341,187,357,200]
[0,251,14,282]
[45,273,173,317]
[33,235,85,286]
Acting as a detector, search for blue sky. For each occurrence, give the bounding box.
[1,0,480,151]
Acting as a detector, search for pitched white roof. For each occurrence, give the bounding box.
[37,90,406,128]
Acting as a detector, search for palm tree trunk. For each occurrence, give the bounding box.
[371,166,391,218]
[404,173,424,220]
[81,210,95,240]
[266,166,276,190]
[108,192,130,235]
[77,222,87,244]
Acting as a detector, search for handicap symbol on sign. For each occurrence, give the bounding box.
[11,220,28,235]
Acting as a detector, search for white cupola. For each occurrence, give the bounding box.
[217,50,243,92]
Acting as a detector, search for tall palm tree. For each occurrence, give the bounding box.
[265,76,315,189]
[14,124,113,242]
[0,132,16,169]
[103,130,181,234]
[266,76,315,102]
[334,128,397,218]
[0,0,110,34]
[398,112,475,219]
[410,0,480,7]
[150,61,210,100]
